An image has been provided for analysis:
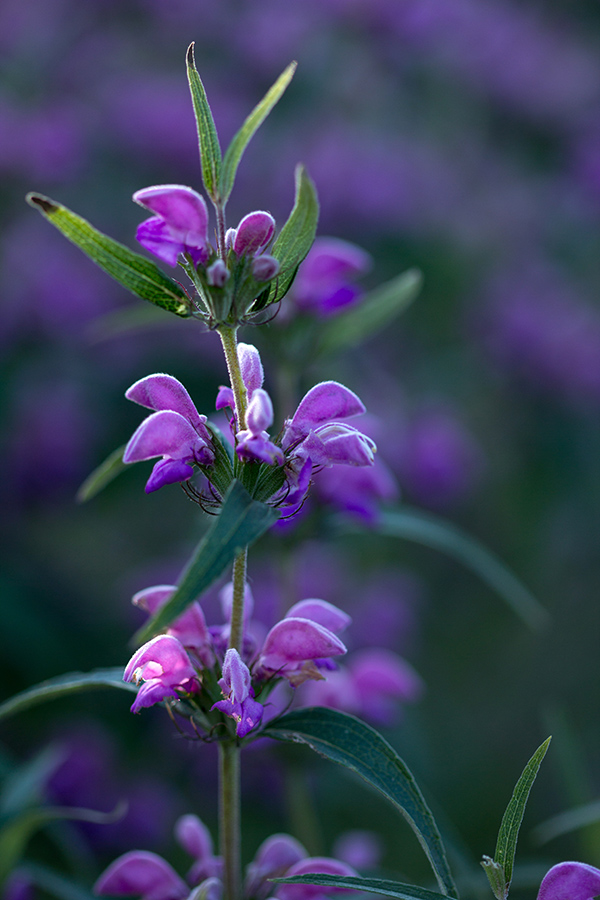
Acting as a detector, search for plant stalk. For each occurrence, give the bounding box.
[218,324,248,432]
[219,740,241,900]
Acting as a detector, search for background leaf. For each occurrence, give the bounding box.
[0,669,135,722]
[369,507,547,630]
[134,480,278,644]
[186,43,222,201]
[75,445,127,503]
[264,707,457,897]
[272,873,450,900]
[220,61,296,204]
[493,736,551,889]
[20,863,96,900]
[26,194,191,316]
[315,269,422,357]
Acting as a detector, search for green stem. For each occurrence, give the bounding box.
[218,325,248,432]
[219,741,241,900]
[229,547,248,653]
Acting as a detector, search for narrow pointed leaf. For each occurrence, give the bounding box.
[493,737,551,890]
[0,669,135,722]
[264,707,457,897]
[272,874,450,900]
[26,194,191,316]
[371,508,547,630]
[76,445,127,503]
[262,164,319,307]
[186,43,222,201]
[135,480,278,644]
[220,61,297,204]
[532,799,600,846]
[0,803,126,886]
[481,856,508,900]
[315,269,422,357]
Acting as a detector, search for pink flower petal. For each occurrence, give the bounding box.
[126,374,204,429]
[537,862,600,900]
[285,599,351,635]
[123,410,200,463]
[260,618,346,671]
[285,382,366,446]
[133,184,209,236]
[233,211,275,256]
[94,850,188,900]
[136,217,185,267]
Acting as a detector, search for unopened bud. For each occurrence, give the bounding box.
[207,259,230,287]
[252,254,280,282]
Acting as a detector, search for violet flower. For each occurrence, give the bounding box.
[132,585,214,668]
[245,834,308,900]
[94,850,189,900]
[537,861,600,900]
[123,374,214,493]
[211,648,264,737]
[134,185,211,268]
[291,237,372,316]
[236,388,285,465]
[174,814,223,884]
[123,635,199,714]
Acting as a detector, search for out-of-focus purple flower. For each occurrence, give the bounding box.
[245,834,308,900]
[211,648,264,737]
[124,635,200,714]
[332,831,382,871]
[94,850,188,900]
[537,861,600,900]
[132,586,214,668]
[123,374,215,493]
[133,185,210,267]
[4,871,34,900]
[174,814,222,884]
[397,408,483,508]
[315,456,398,522]
[291,237,372,316]
[273,857,358,900]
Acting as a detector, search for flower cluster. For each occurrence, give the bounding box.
[95,815,358,900]
[123,579,420,738]
[133,185,280,326]
[123,342,376,514]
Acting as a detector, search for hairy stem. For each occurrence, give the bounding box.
[218,324,248,432]
[219,741,241,900]
[229,547,248,653]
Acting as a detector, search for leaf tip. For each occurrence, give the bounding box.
[26,192,56,214]
[186,41,196,66]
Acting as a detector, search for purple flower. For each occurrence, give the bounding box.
[257,607,348,687]
[332,831,382,871]
[133,184,210,267]
[174,814,222,884]
[537,862,600,900]
[94,850,188,900]
[245,834,308,900]
[123,374,215,493]
[132,585,214,668]
[292,237,372,316]
[211,648,264,737]
[273,857,358,900]
[236,388,285,465]
[123,635,199,714]
[315,457,398,522]
[227,211,275,257]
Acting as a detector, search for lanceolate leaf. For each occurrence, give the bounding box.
[0,669,135,722]
[76,445,127,503]
[493,737,551,890]
[265,164,319,306]
[186,43,222,202]
[315,269,422,357]
[26,194,191,316]
[372,508,547,630]
[264,707,457,898]
[220,61,297,204]
[135,480,278,645]
[272,874,450,900]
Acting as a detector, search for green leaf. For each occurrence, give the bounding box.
[264,707,457,897]
[493,737,551,891]
[26,194,191,316]
[481,856,508,900]
[315,269,422,357]
[372,507,547,630]
[0,802,126,886]
[76,445,127,503]
[220,61,297,204]
[135,480,278,644]
[272,874,450,900]
[264,164,319,306]
[186,43,222,201]
[0,669,135,722]
[532,799,600,846]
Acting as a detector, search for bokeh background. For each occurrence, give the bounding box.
[1,1,600,898]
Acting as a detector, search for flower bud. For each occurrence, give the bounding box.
[252,254,280,282]
[207,259,230,287]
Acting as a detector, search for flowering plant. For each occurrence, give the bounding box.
[0,41,588,900]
